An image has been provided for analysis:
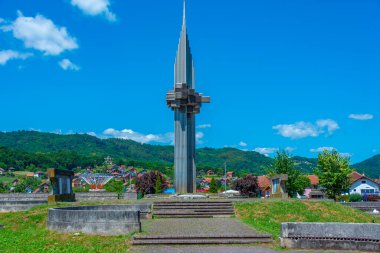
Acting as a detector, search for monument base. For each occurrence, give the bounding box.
[48,194,76,204]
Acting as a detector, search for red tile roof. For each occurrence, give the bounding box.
[258,176,270,189]
[349,171,364,183]
[307,175,319,185]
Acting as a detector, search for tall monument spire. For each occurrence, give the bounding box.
[166,1,210,193]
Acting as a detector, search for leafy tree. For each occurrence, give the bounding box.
[267,150,310,197]
[315,150,352,200]
[209,178,218,193]
[0,182,9,193]
[105,179,123,193]
[232,174,259,196]
[14,177,40,193]
[136,170,167,196]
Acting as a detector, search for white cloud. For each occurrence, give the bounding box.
[103,128,173,144]
[310,147,335,153]
[1,11,78,55]
[273,119,339,139]
[340,153,352,158]
[285,147,297,152]
[196,132,205,144]
[197,124,212,129]
[239,141,247,147]
[349,114,374,120]
[87,132,97,137]
[58,59,80,71]
[71,0,116,22]
[253,147,278,156]
[0,50,32,65]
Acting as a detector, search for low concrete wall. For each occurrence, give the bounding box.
[281,222,380,251]
[47,205,146,235]
[0,200,48,212]
[342,202,380,211]
[0,192,137,201]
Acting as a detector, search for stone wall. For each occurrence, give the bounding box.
[47,205,146,235]
[0,192,137,201]
[281,222,380,251]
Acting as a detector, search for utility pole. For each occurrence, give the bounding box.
[224,161,227,191]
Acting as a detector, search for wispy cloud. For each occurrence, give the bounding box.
[103,128,173,144]
[0,50,32,65]
[58,59,80,71]
[239,141,247,147]
[197,124,211,129]
[253,146,296,156]
[310,147,335,153]
[349,114,374,121]
[253,147,277,156]
[70,0,116,22]
[1,11,78,55]
[273,119,339,139]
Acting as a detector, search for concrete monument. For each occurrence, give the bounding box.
[47,169,75,203]
[166,0,210,193]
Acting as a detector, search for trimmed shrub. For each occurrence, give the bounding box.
[349,193,363,202]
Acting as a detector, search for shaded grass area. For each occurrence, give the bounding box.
[0,204,130,253]
[235,200,380,240]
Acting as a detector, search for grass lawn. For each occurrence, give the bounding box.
[0,204,130,253]
[235,200,380,240]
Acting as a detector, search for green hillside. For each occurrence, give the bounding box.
[1,131,378,178]
[353,154,380,179]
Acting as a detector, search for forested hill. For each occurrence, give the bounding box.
[0,131,378,178]
[0,131,274,175]
[353,155,380,180]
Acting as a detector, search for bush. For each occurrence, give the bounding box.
[349,193,362,202]
[136,170,167,196]
[232,174,259,197]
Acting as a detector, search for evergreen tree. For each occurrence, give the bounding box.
[209,178,218,193]
[154,172,162,194]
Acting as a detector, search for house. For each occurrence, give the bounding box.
[34,171,45,178]
[26,173,34,178]
[304,175,325,199]
[0,168,5,175]
[33,182,50,193]
[349,172,380,195]
[226,171,234,178]
[8,167,16,173]
[207,170,214,176]
[258,175,271,198]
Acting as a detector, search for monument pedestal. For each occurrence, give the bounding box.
[48,169,76,203]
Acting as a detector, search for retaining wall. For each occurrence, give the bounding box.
[47,205,147,235]
[342,202,380,211]
[281,222,380,252]
[0,200,48,212]
[0,192,137,201]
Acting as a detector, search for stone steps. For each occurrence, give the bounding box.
[132,235,272,245]
[153,201,235,218]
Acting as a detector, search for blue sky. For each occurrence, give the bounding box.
[0,0,379,163]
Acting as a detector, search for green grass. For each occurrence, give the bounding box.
[0,204,130,253]
[235,200,380,240]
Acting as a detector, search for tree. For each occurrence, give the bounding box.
[315,150,352,200]
[267,150,310,197]
[13,177,40,193]
[0,182,8,193]
[136,170,167,196]
[232,174,259,197]
[154,172,163,194]
[209,178,218,193]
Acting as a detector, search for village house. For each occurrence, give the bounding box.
[33,182,50,193]
[304,175,325,199]
[349,171,380,195]
[0,168,5,175]
[8,167,16,173]
[258,175,271,198]
[34,171,45,178]
[207,170,214,176]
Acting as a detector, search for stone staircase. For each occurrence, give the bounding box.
[132,234,273,245]
[153,201,235,218]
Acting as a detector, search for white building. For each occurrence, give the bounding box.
[349,172,380,195]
